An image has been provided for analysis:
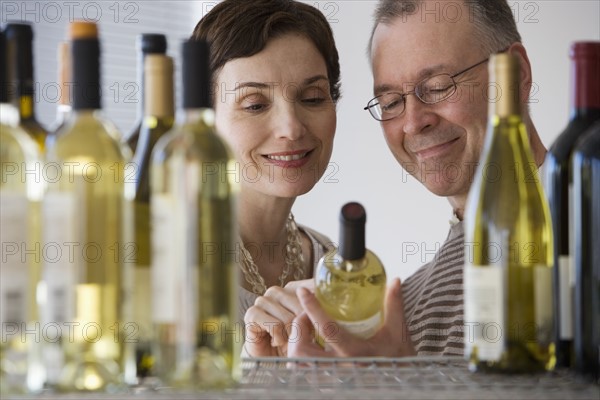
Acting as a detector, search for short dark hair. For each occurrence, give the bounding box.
[192,0,341,102]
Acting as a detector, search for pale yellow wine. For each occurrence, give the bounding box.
[41,21,134,392]
[0,103,44,394]
[150,39,239,389]
[315,202,386,341]
[131,54,174,379]
[464,53,555,373]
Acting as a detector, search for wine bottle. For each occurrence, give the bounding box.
[314,202,386,341]
[150,39,239,389]
[572,120,600,379]
[4,22,47,151]
[464,53,554,373]
[125,34,167,152]
[545,41,600,368]
[131,53,174,380]
[0,28,45,395]
[42,20,134,392]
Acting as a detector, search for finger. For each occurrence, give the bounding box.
[287,312,331,358]
[284,278,315,293]
[296,287,358,356]
[244,303,288,348]
[243,317,275,357]
[263,285,303,317]
[382,277,416,355]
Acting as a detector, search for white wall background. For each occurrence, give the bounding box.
[8,1,600,281]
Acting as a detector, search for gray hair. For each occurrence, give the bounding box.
[367,0,522,57]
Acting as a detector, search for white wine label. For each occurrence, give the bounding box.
[464,264,505,362]
[335,311,382,339]
[151,193,180,323]
[0,192,30,325]
[534,264,553,344]
[42,192,78,324]
[558,255,573,339]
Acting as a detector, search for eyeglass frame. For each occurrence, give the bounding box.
[363,56,491,122]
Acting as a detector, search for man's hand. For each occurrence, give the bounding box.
[287,278,416,357]
[243,279,314,357]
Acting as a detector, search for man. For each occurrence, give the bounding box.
[243,0,547,358]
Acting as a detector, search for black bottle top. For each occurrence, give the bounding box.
[0,30,7,103]
[140,33,167,54]
[182,39,211,109]
[339,202,367,261]
[4,22,34,98]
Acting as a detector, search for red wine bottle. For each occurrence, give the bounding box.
[545,41,600,368]
[572,120,600,379]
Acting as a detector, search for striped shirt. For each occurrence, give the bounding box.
[402,220,465,356]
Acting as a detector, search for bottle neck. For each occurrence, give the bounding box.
[179,108,215,125]
[144,56,174,119]
[570,51,600,116]
[72,38,101,111]
[490,58,521,120]
[18,94,36,119]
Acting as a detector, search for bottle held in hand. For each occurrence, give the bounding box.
[315,202,386,342]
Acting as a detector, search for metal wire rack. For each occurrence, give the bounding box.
[3,357,598,400]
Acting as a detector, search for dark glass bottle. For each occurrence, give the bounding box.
[545,41,600,368]
[4,22,47,151]
[572,120,600,379]
[125,33,167,152]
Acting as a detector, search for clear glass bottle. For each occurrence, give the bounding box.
[0,27,45,396]
[42,20,134,392]
[150,39,239,389]
[315,202,386,341]
[464,53,554,373]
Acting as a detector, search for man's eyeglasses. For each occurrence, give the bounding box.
[363,57,490,121]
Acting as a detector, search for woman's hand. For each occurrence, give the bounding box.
[287,278,416,357]
[243,279,314,357]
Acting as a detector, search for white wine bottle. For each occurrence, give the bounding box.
[315,202,386,341]
[0,28,45,395]
[42,21,134,392]
[4,23,47,151]
[464,53,554,373]
[131,53,174,381]
[150,39,239,389]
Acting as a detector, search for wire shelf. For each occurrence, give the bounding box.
[3,357,598,400]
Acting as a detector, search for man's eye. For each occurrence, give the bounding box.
[302,97,326,104]
[382,98,402,112]
[244,103,265,112]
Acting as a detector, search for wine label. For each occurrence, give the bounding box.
[0,192,30,326]
[335,311,382,339]
[558,255,574,339]
[534,264,553,345]
[42,192,78,324]
[151,193,180,323]
[464,264,505,362]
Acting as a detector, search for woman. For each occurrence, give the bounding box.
[191,0,340,336]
